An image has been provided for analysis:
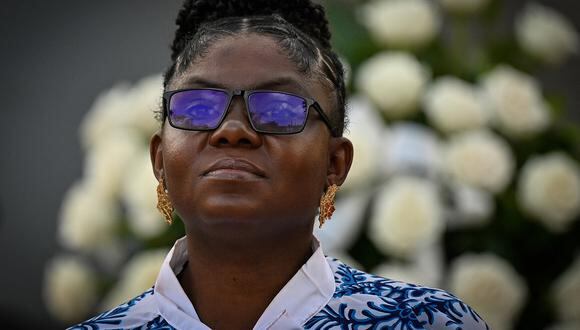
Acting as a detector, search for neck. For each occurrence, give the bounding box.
[179,225,314,329]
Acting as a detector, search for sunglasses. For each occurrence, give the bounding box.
[163,88,338,136]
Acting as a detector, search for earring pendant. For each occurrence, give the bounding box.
[319,184,339,228]
[156,177,174,225]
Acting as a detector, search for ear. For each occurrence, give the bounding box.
[150,131,164,181]
[326,137,354,187]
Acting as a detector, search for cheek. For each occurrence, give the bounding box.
[161,131,205,202]
[270,138,328,209]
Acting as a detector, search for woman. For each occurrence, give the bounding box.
[72,0,488,329]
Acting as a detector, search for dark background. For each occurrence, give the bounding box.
[0,0,578,328]
[0,1,181,328]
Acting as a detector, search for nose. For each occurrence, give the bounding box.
[208,95,262,148]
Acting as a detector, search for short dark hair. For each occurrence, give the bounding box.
[161,0,347,136]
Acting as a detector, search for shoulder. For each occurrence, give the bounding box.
[305,258,489,330]
[67,288,174,330]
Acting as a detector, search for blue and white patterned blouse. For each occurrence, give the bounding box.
[71,237,488,329]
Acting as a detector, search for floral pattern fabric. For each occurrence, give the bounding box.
[305,260,487,330]
[70,256,487,330]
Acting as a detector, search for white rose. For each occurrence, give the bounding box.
[423,76,489,134]
[124,74,163,137]
[515,3,579,65]
[43,255,98,322]
[342,96,384,190]
[122,150,166,238]
[359,0,440,49]
[381,122,443,179]
[80,83,132,150]
[356,52,430,119]
[518,152,580,232]
[448,253,527,330]
[314,191,369,253]
[445,130,515,193]
[58,181,120,252]
[100,249,167,310]
[374,243,444,287]
[80,74,162,151]
[412,243,444,287]
[368,176,444,258]
[84,131,144,200]
[446,182,494,228]
[552,255,580,322]
[92,240,128,275]
[480,65,550,138]
[439,0,491,15]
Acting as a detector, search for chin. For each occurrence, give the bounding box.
[192,197,271,226]
[183,202,312,241]
[187,212,279,244]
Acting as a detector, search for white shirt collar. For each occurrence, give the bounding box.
[153,236,335,330]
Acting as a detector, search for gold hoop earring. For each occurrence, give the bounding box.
[156,177,174,225]
[318,184,339,228]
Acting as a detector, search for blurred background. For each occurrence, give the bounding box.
[1,0,579,329]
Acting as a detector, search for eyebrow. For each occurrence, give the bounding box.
[181,76,309,92]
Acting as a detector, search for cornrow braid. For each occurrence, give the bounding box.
[171,0,332,61]
[162,0,347,136]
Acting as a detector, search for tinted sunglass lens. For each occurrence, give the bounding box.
[247,92,308,133]
[169,89,229,129]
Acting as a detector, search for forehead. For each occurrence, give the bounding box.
[170,34,311,92]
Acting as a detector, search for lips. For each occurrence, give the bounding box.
[202,158,266,179]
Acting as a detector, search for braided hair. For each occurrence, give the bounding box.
[162,0,347,136]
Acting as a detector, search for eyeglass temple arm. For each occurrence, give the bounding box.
[312,103,339,137]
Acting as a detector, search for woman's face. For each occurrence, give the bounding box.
[151,34,352,241]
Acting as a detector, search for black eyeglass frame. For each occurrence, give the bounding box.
[162,88,339,137]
